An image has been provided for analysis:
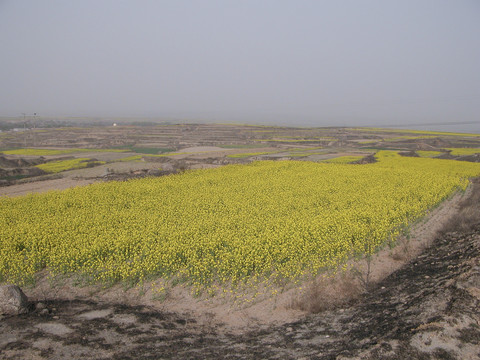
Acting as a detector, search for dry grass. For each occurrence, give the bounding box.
[289,273,361,313]
[389,236,413,262]
[439,177,480,234]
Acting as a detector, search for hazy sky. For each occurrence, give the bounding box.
[1,1,479,130]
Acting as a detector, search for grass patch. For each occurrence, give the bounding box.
[115,155,144,162]
[0,174,30,181]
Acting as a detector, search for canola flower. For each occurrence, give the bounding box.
[447,148,480,156]
[35,158,106,173]
[1,151,480,290]
[116,155,144,162]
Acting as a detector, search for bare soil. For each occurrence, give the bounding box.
[0,178,96,197]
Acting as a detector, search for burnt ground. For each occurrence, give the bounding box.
[1,225,479,359]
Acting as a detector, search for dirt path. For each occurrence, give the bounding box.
[0,178,96,197]
[0,162,163,197]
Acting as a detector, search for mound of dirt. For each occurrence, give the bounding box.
[459,154,480,163]
[415,142,440,151]
[0,155,50,186]
[437,153,457,160]
[0,167,47,186]
[431,138,452,148]
[435,153,480,163]
[0,155,44,168]
[353,154,377,164]
[398,150,419,157]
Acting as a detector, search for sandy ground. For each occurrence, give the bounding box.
[0,178,96,197]
[171,146,276,160]
[0,162,163,197]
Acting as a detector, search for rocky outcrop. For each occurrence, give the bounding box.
[0,285,29,315]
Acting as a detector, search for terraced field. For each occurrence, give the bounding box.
[1,122,480,359]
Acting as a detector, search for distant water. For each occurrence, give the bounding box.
[242,117,480,135]
[389,123,480,135]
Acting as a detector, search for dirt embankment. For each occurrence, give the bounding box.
[0,156,47,186]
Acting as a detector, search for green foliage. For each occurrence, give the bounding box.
[116,155,143,162]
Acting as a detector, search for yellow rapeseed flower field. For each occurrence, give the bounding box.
[35,158,106,173]
[1,151,479,290]
[447,148,480,156]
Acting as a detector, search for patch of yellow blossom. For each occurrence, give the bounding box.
[1,151,479,295]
